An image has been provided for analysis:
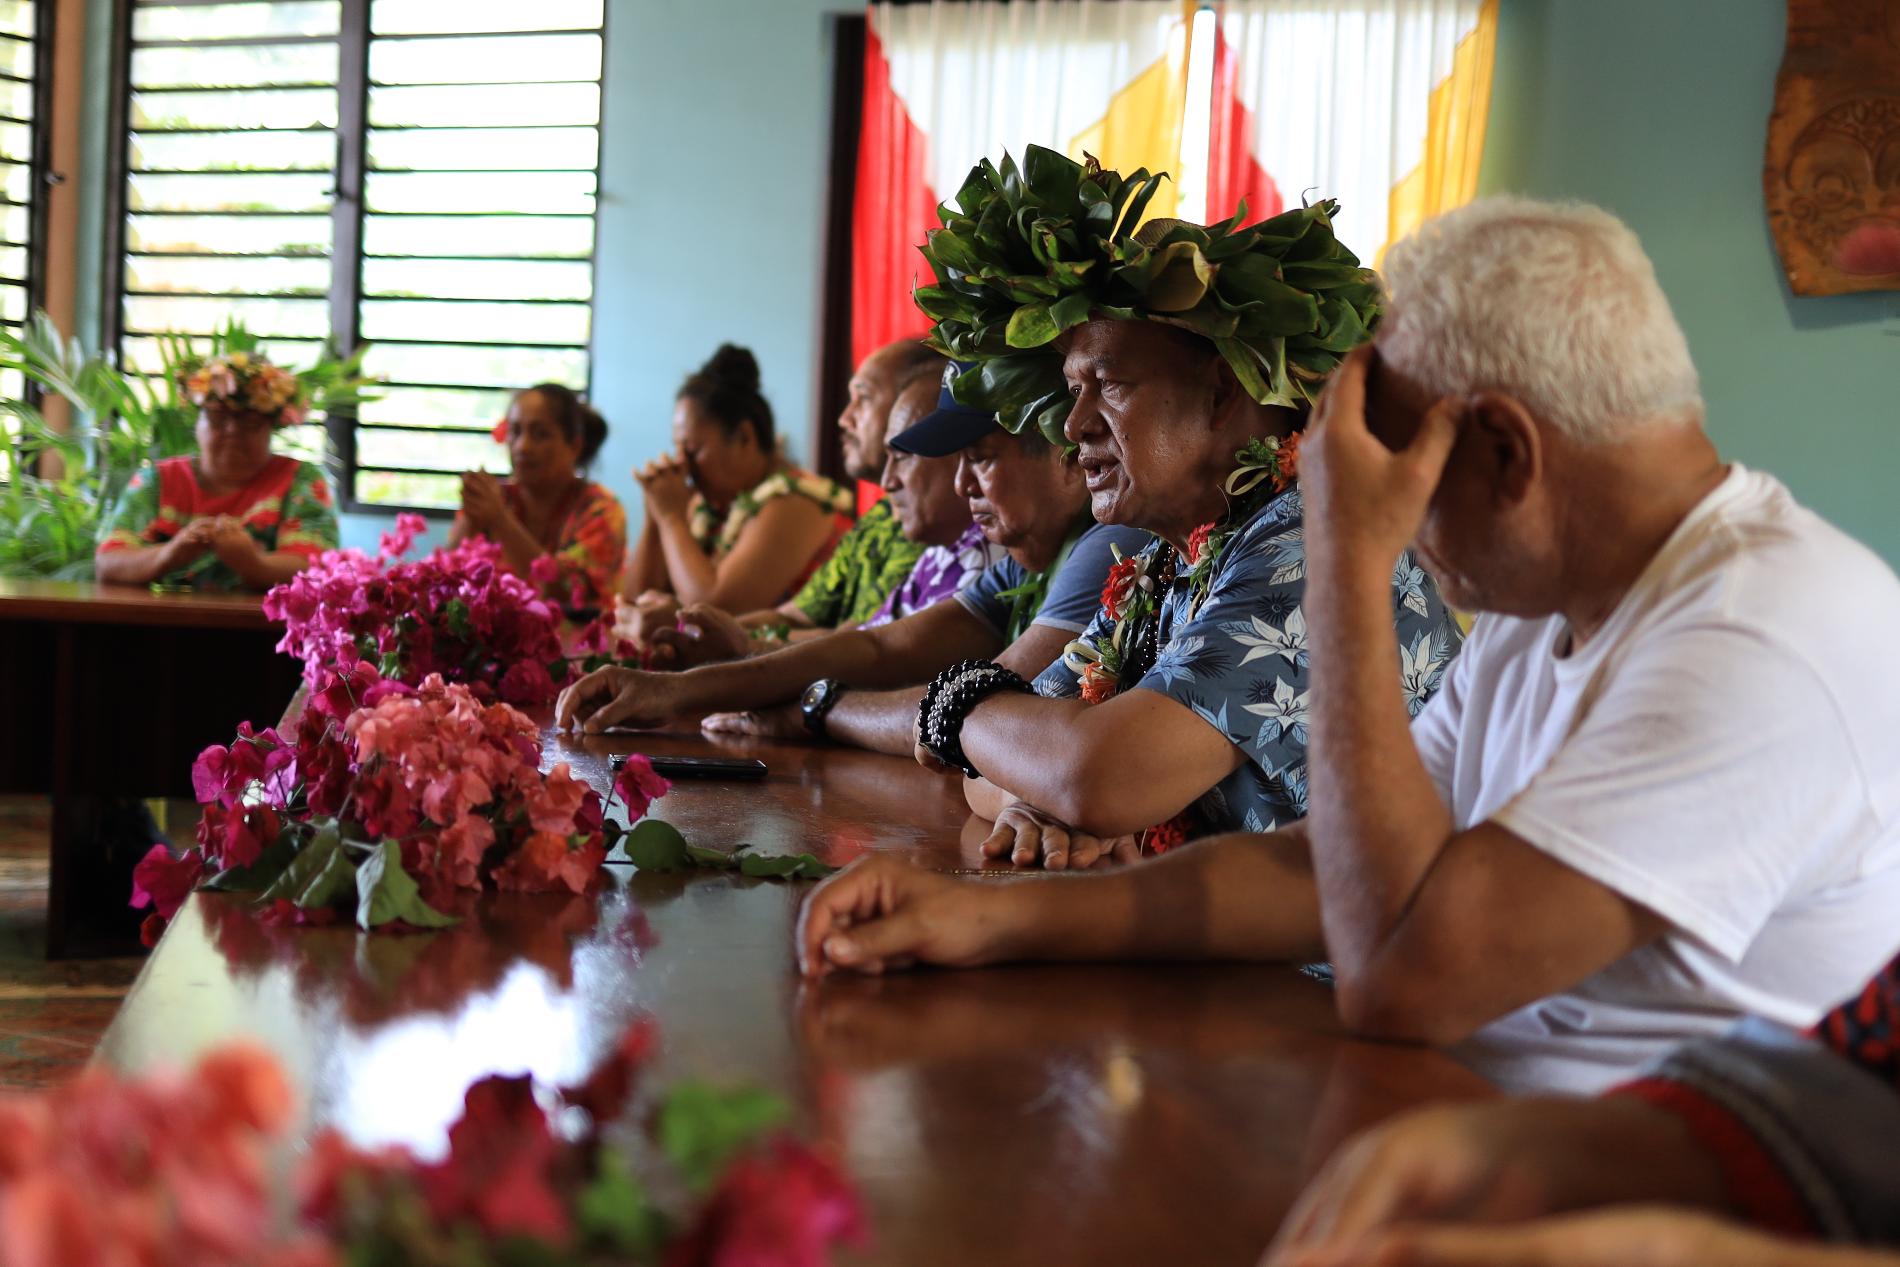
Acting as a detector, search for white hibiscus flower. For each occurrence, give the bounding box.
[1243,677,1310,747]
[1233,607,1307,668]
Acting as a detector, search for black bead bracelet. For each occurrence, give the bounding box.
[916,659,1032,778]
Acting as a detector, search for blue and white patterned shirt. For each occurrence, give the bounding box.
[1032,486,1463,834]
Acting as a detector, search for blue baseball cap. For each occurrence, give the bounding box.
[887,361,1001,457]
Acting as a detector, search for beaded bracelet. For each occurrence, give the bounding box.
[917,658,1032,778]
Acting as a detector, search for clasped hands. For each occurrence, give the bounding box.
[163,515,261,572]
[634,452,693,521]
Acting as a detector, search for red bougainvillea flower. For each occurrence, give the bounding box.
[1186,522,1215,567]
[613,754,672,821]
[1099,555,1141,622]
[667,1137,866,1267]
[196,803,281,872]
[558,1017,657,1126]
[1142,813,1190,856]
[418,1075,570,1245]
[130,844,205,921]
[1273,430,1301,491]
[498,659,556,707]
[1078,661,1118,706]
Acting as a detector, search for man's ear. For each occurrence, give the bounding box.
[1464,392,1541,506]
[1206,354,1248,431]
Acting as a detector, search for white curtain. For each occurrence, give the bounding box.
[1215,0,1491,258]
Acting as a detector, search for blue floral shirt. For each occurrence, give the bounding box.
[1032,486,1464,834]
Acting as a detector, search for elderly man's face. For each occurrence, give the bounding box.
[954,431,1061,550]
[1060,320,1219,529]
[1364,340,1557,616]
[838,346,906,482]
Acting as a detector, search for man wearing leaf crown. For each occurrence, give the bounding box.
[904,147,1462,867]
[801,193,1900,1100]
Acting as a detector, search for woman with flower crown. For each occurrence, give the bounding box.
[94,348,339,591]
[621,343,854,614]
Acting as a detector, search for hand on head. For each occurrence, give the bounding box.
[981,801,1139,871]
[795,855,1010,979]
[1302,343,1463,571]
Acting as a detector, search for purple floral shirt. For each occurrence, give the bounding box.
[863,522,1004,628]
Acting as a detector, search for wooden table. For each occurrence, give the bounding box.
[0,579,303,956]
[97,718,1494,1265]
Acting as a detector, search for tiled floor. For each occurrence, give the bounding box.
[0,796,145,1089]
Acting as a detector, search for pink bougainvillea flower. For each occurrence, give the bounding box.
[526,764,586,835]
[612,755,671,821]
[191,744,234,806]
[130,844,204,921]
[528,555,562,591]
[666,1137,866,1267]
[195,1044,294,1135]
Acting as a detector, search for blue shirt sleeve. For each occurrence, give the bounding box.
[953,556,1026,639]
[1032,522,1153,633]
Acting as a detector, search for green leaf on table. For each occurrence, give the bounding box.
[577,1147,667,1257]
[356,838,459,930]
[258,823,354,910]
[202,831,297,893]
[656,1082,790,1193]
[683,842,740,870]
[738,851,838,881]
[623,820,690,872]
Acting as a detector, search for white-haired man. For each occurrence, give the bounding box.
[797,196,1900,1093]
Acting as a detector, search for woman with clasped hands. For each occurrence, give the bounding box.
[95,349,337,590]
[449,383,625,610]
[620,344,853,621]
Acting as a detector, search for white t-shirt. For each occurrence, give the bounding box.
[1411,466,1900,1093]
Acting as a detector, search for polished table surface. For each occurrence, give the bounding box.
[98,718,1495,1265]
[0,577,274,629]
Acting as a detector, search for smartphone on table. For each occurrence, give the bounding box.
[613,754,768,781]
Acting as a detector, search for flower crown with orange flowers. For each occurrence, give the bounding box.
[177,350,309,428]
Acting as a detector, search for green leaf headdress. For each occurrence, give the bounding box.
[914,144,1382,446]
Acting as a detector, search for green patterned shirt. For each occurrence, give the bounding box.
[787,499,925,628]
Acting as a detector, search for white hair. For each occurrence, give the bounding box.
[1378,196,1703,441]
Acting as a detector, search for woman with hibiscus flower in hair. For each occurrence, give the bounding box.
[95,348,341,591]
[449,383,627,611]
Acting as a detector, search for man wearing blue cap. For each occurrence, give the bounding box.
[556,365,1150,749]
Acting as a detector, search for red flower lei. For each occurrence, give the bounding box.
[1100,554,1142,621]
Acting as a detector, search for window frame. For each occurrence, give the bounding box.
[3,0,57,406]
[100,0,609,518]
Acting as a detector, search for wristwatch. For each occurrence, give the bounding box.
[800,678,847,738]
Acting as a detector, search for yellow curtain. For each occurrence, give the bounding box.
[1383,0,1499,262]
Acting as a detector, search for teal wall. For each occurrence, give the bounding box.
[1480,0,1900,566]
[338,0,854,551]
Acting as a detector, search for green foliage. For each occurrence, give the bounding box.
[357,838,460,929]
[621,825,838,881]
[576,1149,667,1257]
[0,309,374,580]
[917,145,1383,444]
[656,1083,790,1193]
